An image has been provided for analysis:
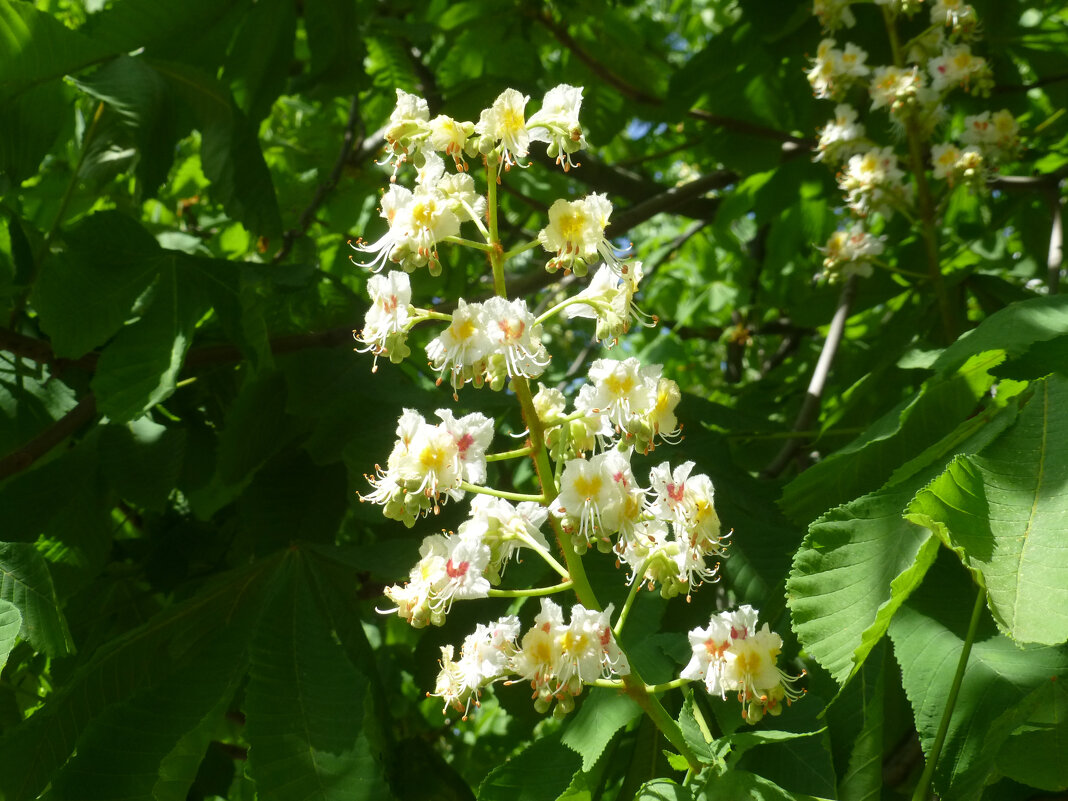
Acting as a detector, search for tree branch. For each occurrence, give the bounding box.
[532,11,813,148]
[0,394,97,482]
[761,276,858,479]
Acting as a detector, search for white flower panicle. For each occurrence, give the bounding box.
[838,146,908,217]
[681,606,804,722]
[430,616,521,717]
[807,39,871,99]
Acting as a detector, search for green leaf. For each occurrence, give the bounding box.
[781,352,999,525]
[562,689,642,772]
[995,677,1068,792]
[47,622,248,801]
[835,645,885,801]
[91,259,208,422]
[931,295,1068,376]
[100,418,186,511]
[32,210,162,359]
[888,554,1068,800]
[70,55,185,195]
[153,689,238,801]
[634,779,692,801]
[0,541,73,656]
[0,598,20,671]
[0,0,111,96]
[788,486,940,684]
[788,397,1021,684]
[84,0,247,56]
[0,353,77,456]
[0,80,68,182]
[906,375,1068,645]
[243,556,389,801]
[151,59,282,237]
[698,769,835,801]
[478,731,582,801]
[0,555,279,801]
[222,0,296,123]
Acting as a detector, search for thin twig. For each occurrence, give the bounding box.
[532,12,813,149]
[273,94,364,264]
[0,394,97,482]
[761,276,857,479]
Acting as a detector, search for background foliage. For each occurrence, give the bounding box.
[1,0,1066,799]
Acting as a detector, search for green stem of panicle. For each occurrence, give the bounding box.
[883,7,957,343]
[910,587,985,801]
[486,156,701,774]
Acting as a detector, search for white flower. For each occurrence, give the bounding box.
[680,615,733,696]
[838,147,908,217]
[460,495,550,582]
[425,299,493,396]
[356,270,412,370]
[553,452,627,544]
[869,65,925,112]
[538,193,625,276]
[475,88,531,168]
[434,408,494,486]
[428,114,474,170]
[813,0,856,30]
[382,89,430,171]
[807,40,870,99]
[527,84,587,170]
[482,296,550,379]
[565,262,652,341]
[819,224,885,281]
[929,44,989,93]
[815,104,866,164]
[931,0,976,32]
[961,110,1019,160]
[931,142,962,180]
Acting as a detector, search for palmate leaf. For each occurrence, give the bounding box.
[888,554,1068,800]
[478,731,582,801]
[243,555,389,801]
[561,689,642,772]
[907,375,1068,645]
[0,541,73,657]
[0,555,279,801]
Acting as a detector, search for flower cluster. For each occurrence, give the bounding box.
[431,599,628,720]
[809,0,1020,282]
[361,408,493,526]
[682,606,804,722]
[354,86,798,725]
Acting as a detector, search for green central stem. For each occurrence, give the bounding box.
[485,157,701,773]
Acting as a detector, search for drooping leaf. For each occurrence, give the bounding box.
[100,417,186,511]
[70,55,185,195]
[0,80,68,182]
[0,353,77,456]
[222,0,296,123]
[834,644,886,801]
[995,677,1068,792]
[0,599,20,671]
[153,689,239,801]
[698,768,835,801]
[0,541,73,656]
[888,553,1068,801]
[243,556,390,801]
[83,0,246,57]
[907,375,1068,645]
